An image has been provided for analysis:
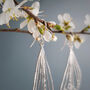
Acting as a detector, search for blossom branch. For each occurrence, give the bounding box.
[0,28,90,35]
[20,1,90,35]
[0,0,90,38]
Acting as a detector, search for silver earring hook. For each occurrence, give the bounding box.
[67,34,74,49]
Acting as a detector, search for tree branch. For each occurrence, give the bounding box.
[0,28,32,35]
[0,28,90,35]
[21,3,90,35]
[0,0,89,36]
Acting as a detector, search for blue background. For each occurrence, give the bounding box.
[0,0,90,90]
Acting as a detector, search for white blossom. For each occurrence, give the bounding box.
[21,1,40,17]
[68,35,84,49]
[0,12,10,25]
[84,14,90,26]
[20,1,40,39]
[43,30,52,42]
[30,1,40,16]
[20,1,40,29]
[49,21,56,25]
[20,1,56,42]
[0,0,27,25]
[58,13,75,30]
[20,1,58,43]
[74,35,85,49]
[28,19,40,39]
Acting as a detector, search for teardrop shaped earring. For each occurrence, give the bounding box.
[60,42,82,90]
[33,39,54,90]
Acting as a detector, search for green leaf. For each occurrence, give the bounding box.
[38,27,45,35]
[81,27,89,32]
[54,25,64,31]
[84,27,89,31]
[88,25,90,29]
[65,26,71,30]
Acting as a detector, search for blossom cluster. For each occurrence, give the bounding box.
[0,0,90,47]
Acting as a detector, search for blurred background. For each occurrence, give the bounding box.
[0,0,90,90]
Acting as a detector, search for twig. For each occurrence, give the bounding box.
[0,28,32,35]
[0,28,90,35]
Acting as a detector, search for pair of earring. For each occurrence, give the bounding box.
[33,40,81,90]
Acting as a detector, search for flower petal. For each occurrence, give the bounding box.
[20,20,27,29]
[32,1,40,9]
[84,14,90,26]
[5,12,11,23]
[28,20,37,33]
[31,1,40,16]
[0,12,10,25]
[32,30,40,39]
[43,30,52,42]
[16,0,28,9]
[49,21,56,25]
[2,0,15,12]
[74,35,85,49]
[63,13,72,22]
[28,19,40,39]
[0,13,6,25]
[69,22,75,30]
[58,14,64,23]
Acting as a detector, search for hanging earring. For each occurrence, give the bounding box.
[33,38,54,90]
[60,42,82,90]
